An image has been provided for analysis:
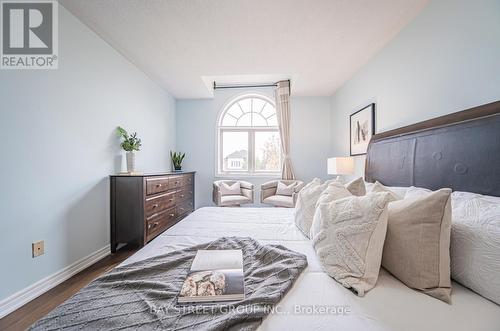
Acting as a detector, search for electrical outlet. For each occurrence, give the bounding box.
[32,240,44,257]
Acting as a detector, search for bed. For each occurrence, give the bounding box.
[120,207,500,331]
[116,100,500,330]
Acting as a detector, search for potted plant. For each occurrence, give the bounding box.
[170,151,186,172]
[117,126,142,173]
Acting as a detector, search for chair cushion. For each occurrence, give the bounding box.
[276,181,297,196]
[220,182,241,196]
[220,195,251,206]
[263,195,294,208]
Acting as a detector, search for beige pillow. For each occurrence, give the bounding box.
[345,177,366,196]
[382,188,453,303]
[310,192,393,296]
[276,181,297,196]
[220,181,241,196]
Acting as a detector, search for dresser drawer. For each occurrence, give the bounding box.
[175,187,193,202]
[177,200,194,216]
[168,176,183,190]
[145,177,170,195]
[146,208,177,242]
[180,173,194,187]
[145,191,176,219]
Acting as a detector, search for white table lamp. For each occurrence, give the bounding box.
[327,157,354,182]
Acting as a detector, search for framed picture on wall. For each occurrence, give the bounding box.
[350,103,375,156]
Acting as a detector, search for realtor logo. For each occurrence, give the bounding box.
[1,0,58,69]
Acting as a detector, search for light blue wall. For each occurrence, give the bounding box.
[176,89,331,207]
[330,0,500,178]
[0,6,176,300]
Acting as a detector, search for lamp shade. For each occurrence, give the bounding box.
[327,157,354,175]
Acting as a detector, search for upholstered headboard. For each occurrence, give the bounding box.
[365,100,500,197]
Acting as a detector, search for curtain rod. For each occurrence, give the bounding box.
[213,79,290,90]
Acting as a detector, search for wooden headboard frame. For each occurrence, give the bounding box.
[365,100,500,196]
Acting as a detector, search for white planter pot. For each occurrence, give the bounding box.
[126,152,136,173]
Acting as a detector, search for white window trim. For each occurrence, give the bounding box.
[216,93,282,177]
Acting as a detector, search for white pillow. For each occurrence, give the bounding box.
[404,186,432,199]
[310,192,392,296]
[294,178,331,237]
[220,181,241,196]
[276,181,297,196]
[451,191,500,305]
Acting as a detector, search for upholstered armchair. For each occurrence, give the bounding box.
[260,180,305,208]
[213,180,254,207]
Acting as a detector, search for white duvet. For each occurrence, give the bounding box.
[121,207,500,331]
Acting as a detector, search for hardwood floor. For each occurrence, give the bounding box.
[0,247,137,331]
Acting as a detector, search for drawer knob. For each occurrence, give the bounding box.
[152,204,158,208]
[169,199,173,202]
[148,224,152,229]
[180,194,184,198]
[156,183,162,188]
[153,222,159,227]
[175,181,179,185]
[170,213,175,217]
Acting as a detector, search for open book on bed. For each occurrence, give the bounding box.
[178,249,245,303]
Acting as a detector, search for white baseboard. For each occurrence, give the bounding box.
[0,245,110,319]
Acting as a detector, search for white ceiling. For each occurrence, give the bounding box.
[60,0,428,99]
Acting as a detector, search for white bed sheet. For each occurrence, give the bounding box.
[121,207,500,331]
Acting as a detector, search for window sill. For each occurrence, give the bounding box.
[216,172,281,179]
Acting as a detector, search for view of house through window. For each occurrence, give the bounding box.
[218,95,281,175]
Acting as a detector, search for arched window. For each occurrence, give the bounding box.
[217,94,281,175]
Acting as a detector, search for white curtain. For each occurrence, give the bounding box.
[275,80,295,180]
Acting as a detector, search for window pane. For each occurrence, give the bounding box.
[267,114,278,126]
[227,104,243,118]
[252,98,266,113]
[221,114,237,126]
[237,113,252,126]
[238,99,252,113]
[252,112,267,126]
[255,131,281,172]
[222,131,248,171]
[261,103,276,118]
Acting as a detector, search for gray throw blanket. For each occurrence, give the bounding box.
[31,237,307,331]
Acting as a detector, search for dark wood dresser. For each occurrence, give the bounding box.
[110,172,195,253]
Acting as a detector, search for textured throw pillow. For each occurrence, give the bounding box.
[294,178,332,237]
[310,192,393,296]
[276,181,297,196]
[315,181,353,206]
[345,177,366,196]
[451,191,500,305]
[382,188,452,303]
[220,181,241,196]
[371,181,403,200]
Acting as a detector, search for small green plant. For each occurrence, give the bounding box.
[170,151,186,170]
[116,126,142,152]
